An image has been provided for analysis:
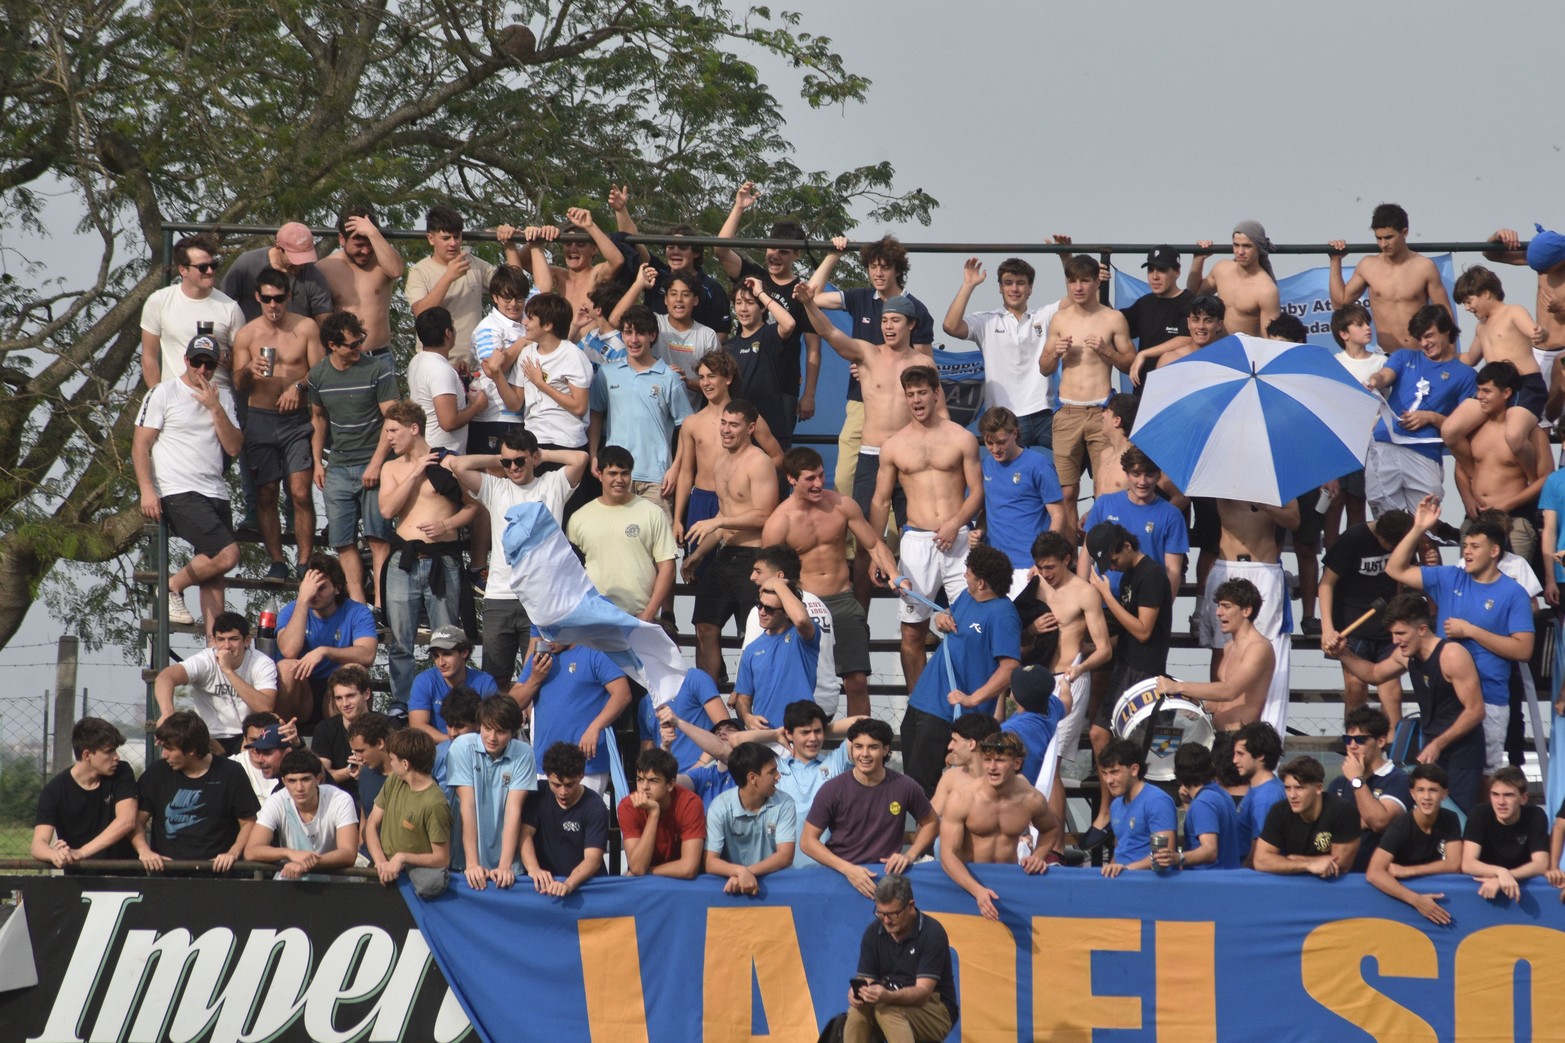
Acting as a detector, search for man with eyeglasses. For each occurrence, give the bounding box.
[844,874,957,1043]
[308,311,398,608]
[446,428,588,692]
[232,267,326,579]
[1323,706,1411,871]
[134,333,243,630]
[140,232,246,389]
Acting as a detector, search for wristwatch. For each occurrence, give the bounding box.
[1349,777,1364,790]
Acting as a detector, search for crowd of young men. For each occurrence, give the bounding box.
[70,197,1565,922]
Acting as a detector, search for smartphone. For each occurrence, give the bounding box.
[849,977,870,999]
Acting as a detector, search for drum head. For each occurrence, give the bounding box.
[1109,678,1215,782]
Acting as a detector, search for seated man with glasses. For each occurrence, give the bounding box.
[1324,706,1411,871]
[308,311,398,609]
[133,332,244,632]
[844,874,958,1043]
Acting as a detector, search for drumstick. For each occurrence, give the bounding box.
[1336,597,1388,640]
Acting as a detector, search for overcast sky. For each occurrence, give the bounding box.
[3,0,1559,744]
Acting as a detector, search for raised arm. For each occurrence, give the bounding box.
[942,258,986,340]
[713,180,760,281]
[792,281,863,361]
[1385,495,1440,588]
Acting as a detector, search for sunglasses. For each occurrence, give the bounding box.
[499,456,529,470]
[334,337,367,351]
[1341,734,1374,745]
[187,357,218,371]
[756,602,782,614]
[259,292,289,303]
[184,262,218,273]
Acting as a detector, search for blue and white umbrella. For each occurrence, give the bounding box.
[1129,333,1379,506]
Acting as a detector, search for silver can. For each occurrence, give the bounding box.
[260,345,276,377]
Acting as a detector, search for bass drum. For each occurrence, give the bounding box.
[1109,677,1216,782]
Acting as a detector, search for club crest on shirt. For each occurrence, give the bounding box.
[1144,521,1155,533]
[568,662,577,674]
[1313,831,1332,853]
[625,524,641,537]
[889,801,902,816]
[502,773,511,785]
[1484,599,1494,611]
[649,386,661,399]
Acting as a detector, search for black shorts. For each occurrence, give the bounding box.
[1517,371,1548,418]
[163,493,237,558]
[1093,659,1161,731]
[1291,487,1324,545]
[1338,468,1366,501]
[1190,497,1220,554]
[244,407,314,486]
[692,545,759,628]
[821,589,871,676]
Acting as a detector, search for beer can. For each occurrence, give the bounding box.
[260,345,276,377]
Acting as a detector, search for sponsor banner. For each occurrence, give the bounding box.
[0,875,470,1043]
[403,861,1565,1043]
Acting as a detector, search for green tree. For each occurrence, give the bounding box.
[0,0,935,653]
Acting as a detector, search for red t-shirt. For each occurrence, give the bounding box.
[617,784,707,866]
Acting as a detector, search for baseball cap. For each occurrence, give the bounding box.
[185,334,221,364]
[883,295,917,319]
[276,222,319,265]
[1141,245,1180,270]
[710,718,741,736]
[428,624,471,651]
[248,724,287,751]
[1010,664,1057,715]
[1086,522,1132,574]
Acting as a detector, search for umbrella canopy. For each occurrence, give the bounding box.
[1129,333,1379,505]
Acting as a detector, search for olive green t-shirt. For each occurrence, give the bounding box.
[374,774,451,858]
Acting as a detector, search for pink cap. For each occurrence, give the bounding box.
[275,222,318,264]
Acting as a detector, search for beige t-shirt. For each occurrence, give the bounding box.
[405,254,497,363]
[566,496,677,616]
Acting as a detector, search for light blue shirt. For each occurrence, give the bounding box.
[776,744,851,867]
[705,789,798,866]
[446,733,537,871]
[588,358,692,482]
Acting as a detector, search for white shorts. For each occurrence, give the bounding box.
[1365,441,1444,516]
[897,527,970,624]
[1197,559,1287,648]
[1483,703,1509,775]
[1037,664,1092,799]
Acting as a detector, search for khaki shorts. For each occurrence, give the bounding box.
[1052,403,1110,486]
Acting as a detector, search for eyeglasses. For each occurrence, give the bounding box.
[499,457,529,470]
[1341,734,1373,745]
[259,292,289,303]
[334,337,367,351]
[874,904,910,921]
[184,262,218,273]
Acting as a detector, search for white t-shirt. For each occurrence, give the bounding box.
[511,342,593,447]
[135,378,240,499]
[181,647,280,738]
[742,591,841,718]
[139,284,246,390]
[964,303,1059,415]
[1499,552,1544,598]
[1334,349,1387,385]
[478,470,574,600]
[256,784,358,856]
[470,308,526,424]
[407,351,469,453]
[654,315,722,408]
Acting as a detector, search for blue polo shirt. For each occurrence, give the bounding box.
[274,597,376,675]
[519,646,627,775]
[445,733,537,872]
[1238,776,1285,853]
[683,762,736,809]
[982,450,1064,569]
[588,357,692,482]
[777,744,851,867]
[1183,782,1244,870]
[736,625,821,728]
[906,593,1022,721]
[1109,782,1177,866]
[1082,491,1189,595]
[1373,349,1477,461]
[1420,565,1534,705]
[705,789,799,865]
[637,669,724,772]
[408,666,499,733]
[999,696,1066,785]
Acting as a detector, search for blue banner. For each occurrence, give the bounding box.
[402,861,1565,1042]
[1113,256,1459,351]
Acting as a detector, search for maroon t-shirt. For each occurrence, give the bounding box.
[806,769,933,865]
[617,784,706,866]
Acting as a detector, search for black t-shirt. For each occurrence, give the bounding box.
[1012,577,1059,669]
[35,762,138,859]
[1462,803,1549,870]
[856,912,958,1020]
[1259,793,1360,858]
[1377,808,1462,867]
[1325,764,1412,871]
[522,789,609,877]
[311,716,358,800]
[737,257,806,389]
[1115,555,1172,674]
[1321,524,1395,640]
[724,331,792,443]
[137,756,261,860]
[1120,290,1191,352]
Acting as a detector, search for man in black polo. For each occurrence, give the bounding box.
[845,874,957,1043]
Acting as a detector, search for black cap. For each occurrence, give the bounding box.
[1086,522,1133,573]
[1010,665,1057,715]
[1141,245,1180,271]
[184,334,221,364]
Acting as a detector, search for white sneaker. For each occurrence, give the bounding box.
[166,593,197,626]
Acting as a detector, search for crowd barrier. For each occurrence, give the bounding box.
[5,863,1561,1042]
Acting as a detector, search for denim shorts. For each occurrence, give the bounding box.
[324,462,392,547]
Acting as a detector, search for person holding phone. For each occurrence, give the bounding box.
[844,874,958,1043]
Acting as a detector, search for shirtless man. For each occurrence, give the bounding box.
[232,268,325,577]
[538,206,625,317]
[1039,255,1136,540]
[1018,531,1111,825]
[796,281,924,604]
[1186,221,1281,336]
[1328,204,1452,353]
[762,447,899,718]
[1198,497,1300,734]
[1443,266,1547,469]
[1092,394,1138,497]
[673,351,782,550]
[1485,225,1565,355]
[1158,578,1276,731]
[1454,362,1553,562]
[376,400,477,708]
[682,400,780,682]
[940,731,1060,922]
[930,714,1000,818]
[315,208,405,359]
[874,366,984,693]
